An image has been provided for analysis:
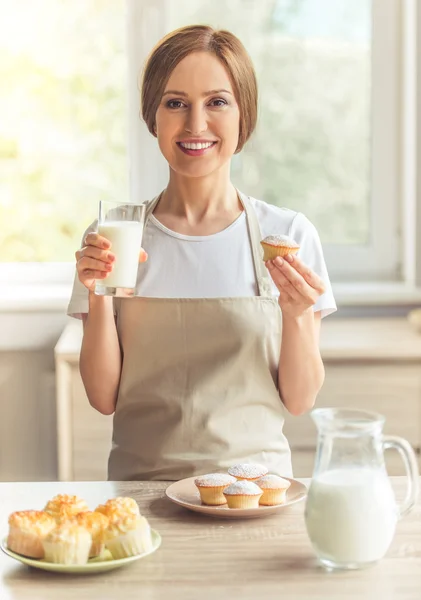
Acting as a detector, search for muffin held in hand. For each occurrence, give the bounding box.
[227,463,268,482]
[42,521,92,565]
[255,474,291,506]
[223,481,263,509]
[44,494,89,522]
[260,235,300,261]
[103,511,153,559]
[194,473,236,506]
[7,510,56,559]
[74,511,109,557]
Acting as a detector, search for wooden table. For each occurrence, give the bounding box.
[1,478,420,599]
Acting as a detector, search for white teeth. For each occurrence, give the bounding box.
[179,142,215,150]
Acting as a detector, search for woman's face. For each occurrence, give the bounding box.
[155,51,240,179]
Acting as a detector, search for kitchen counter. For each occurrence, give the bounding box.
[1,478,420,599]
[57,317,421,362]
[54,319,421,481]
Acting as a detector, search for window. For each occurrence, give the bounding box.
[0,0,127,277]
[2,0,417,292]
[173,0,374,260]
[129,0,410,286]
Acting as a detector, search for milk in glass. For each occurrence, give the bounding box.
[98,221,143,288]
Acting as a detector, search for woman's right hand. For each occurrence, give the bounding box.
[75,232,148,292]
[75,232,115,292]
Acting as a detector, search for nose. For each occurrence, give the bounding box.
[185,104,208,135]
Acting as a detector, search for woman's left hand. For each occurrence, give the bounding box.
[266,254,326,318]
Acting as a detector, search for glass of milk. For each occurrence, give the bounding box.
[304,408,419,570]
[94,200,146,298]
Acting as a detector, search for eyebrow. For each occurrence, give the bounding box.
[162,89,233,98]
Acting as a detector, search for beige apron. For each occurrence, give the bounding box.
[108,191,292,481]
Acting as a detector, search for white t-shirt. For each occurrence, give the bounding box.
[67,195,337,319]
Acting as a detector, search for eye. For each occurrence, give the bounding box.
[166,99,185,109]
[209,98,228,107]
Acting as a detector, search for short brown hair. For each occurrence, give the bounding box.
[141,25,258,153]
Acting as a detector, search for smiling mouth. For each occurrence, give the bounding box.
[176,141,218,156]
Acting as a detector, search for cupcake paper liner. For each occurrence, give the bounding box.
[261,243,299,262]
[7,528,45,559]
[105,528,153,559]
[224,494,262,509]
[259,488,288,506]
[197,486,229,506]
[42,537,91,565]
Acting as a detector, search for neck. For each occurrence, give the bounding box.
[159,163,241,222]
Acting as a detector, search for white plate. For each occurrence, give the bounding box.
[1,529,161,574]
[165,476,306,518]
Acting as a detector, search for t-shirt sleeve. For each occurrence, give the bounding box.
[66,219,111,320]
[288,212,337,319]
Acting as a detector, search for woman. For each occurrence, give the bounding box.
[68,25,337,481]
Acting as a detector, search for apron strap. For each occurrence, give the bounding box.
[237,191,273,298]
[144,193,163,222]
[143,189,273,298]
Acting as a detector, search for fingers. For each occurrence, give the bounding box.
[271,257,323,300]
[274,257,313,297]
[76,248,114,275]
[76,233,148,291]
[77,256,113,273]
[75,233,116,275]
[84,232,111,250]
[266,260,302,301]
[266,257,321,305]
[82,269,110,279]
[76,245,115,273]
[283,254,326,295]
[75,245,115,263]
[139,248,148,263]
[74,233,114,290]
[76,259,112,289]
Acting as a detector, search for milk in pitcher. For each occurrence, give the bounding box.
[305,467,398,566]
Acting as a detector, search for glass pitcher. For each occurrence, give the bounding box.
[304,408,419,571]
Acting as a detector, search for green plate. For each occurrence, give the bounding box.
[0,529,161,574]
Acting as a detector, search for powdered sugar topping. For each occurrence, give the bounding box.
[223,481,263,496]
[228,463,268,479]
[261,235,299,248]
[194,473,236,487]
[254,474,291,490]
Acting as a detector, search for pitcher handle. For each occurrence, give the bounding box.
[382,435,420,518]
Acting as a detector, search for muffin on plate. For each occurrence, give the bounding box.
[255,474,291,506]
[223,481,263,509]
[103,510,153,559]
[44,494,89,522]
[42,521,92,565]
[227,463,268,482]
[260,235,300,262]
[194,473,236,506]
[74,510,109,557]
[7,510,56,558]
[95,497,140,518]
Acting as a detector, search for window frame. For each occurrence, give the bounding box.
[322,0,402,282]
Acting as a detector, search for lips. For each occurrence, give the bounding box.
[176,141,217,157]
